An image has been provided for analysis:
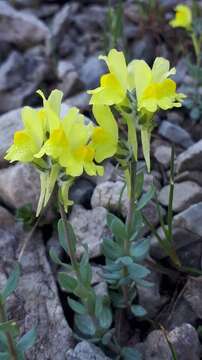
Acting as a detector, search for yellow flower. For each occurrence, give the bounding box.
[92,105,118,162]
[169,4,192,30]
[5,106,44,163]
[128,57,185,113]
[36,107,103,177]
[36,89,63,133]
[88,49,128,105]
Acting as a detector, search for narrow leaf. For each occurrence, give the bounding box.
[2,263,20,301]
[17,328,37,352]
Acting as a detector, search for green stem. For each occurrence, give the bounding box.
[167,144,175,243]
[0,301,18,360]
[122,159,137,307]
[58,201,80,280]
[191,32,201,66]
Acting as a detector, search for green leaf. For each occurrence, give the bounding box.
[0,332,8,352]
[79,262,92,286]
[68,298,86,315]
[58,272,77,293]
[130,239,150,261]
[116,256,133,266]
[107,213,127,245]
[57,219,68,253]
[129,210,144,240]
[17,328,36,353]
[137,185,155,210]
[131,305,147,317]
[2,263,20,301]
[135,171,144,199]
[135,279,153,288]
[99,306,112,330]
[102,238,123,260]
[49,249,72,271]
[141,128,151,172]
[66,221,76,254]
[0,321,19,337]
[74,314,96,336]
[128,263,150,280]
[121,347,142,360]
[0,353,9,360]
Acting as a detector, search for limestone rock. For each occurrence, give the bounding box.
[0,228,73,359]
[158,120,193,149]
[66,341,110,360]
[69,205,109,258]
[144,324,200,360]
[0,163,40,210]
[159,181,202,212]
[176,140,202,173]
[0,1,49,49]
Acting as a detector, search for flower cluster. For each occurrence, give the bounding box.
[5,49,185,212]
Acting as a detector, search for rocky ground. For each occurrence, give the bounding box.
[1,0,202,359]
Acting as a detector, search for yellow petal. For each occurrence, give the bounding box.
[129,60,152,103]
[5,130,39,163]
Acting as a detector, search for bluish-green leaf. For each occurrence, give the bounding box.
[68,298,86,315]
[107,213,127,245]
[116,256,133,266]
[74,314,96,336]
[2,264,20,301]
[58,272,77,293]
[121,347,142,360]
[135,171,144,199]
[102,238,123,260]
[79,262,92,286]
[99,306,112,330]
[49,249,72,271]
[137,185,155,211]
[131,305,147,317]
[130,239,150,261]
[17,328,36,352]
[57,219,68,253]
[0,353,9,360]
[128,263,150,280]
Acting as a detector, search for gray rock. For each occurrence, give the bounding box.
[166,277,202,329]
[91,180,161,232]
[66,341,110,360]
[158,181,202,212]
[0,1,49,50]
[0,46,51,113]
[64,92,90,111]
[144,324,200,360]
[176,140,202,173]
[51,3,78,42]
[153,144,172,168]
[0,107,22,165]
[158,120,193,149]
[0,206,15,229]
[175,170,202,186]
[0,228,73,360]
[69,205,109,258]
[150,226,200,260]
[131,35,155,64]
[58,70,83,98]
[80,55,106,89]
[173,202,202,238]
[69,178,95,206]
[0,163,40,210]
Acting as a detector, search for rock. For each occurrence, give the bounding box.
[66,341,110,360]
[0,108,22,165]
[0,1,49,50]
[0,46,52,113]
[158,120,193,149]
[150,226,200,260]
[69,178,95,207]
[144,324,200,360]
[79,55,106,89]
[64,92,90,111]
[91,181,161,232]
[166,277,202,329]
[69,205,109,258]
[158,181,202,212]
[0,163,40,210]
[153,144,172,168]
[0,206,15,229]
[173,202,202,238]
[175,171,202,186]
[143,172,161,192]
[137,269,167,318]
[51,3,78,43]
[176,140,202,173]
[0,228,73,359]
[131,35,155,64]
[58,70,83,98]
